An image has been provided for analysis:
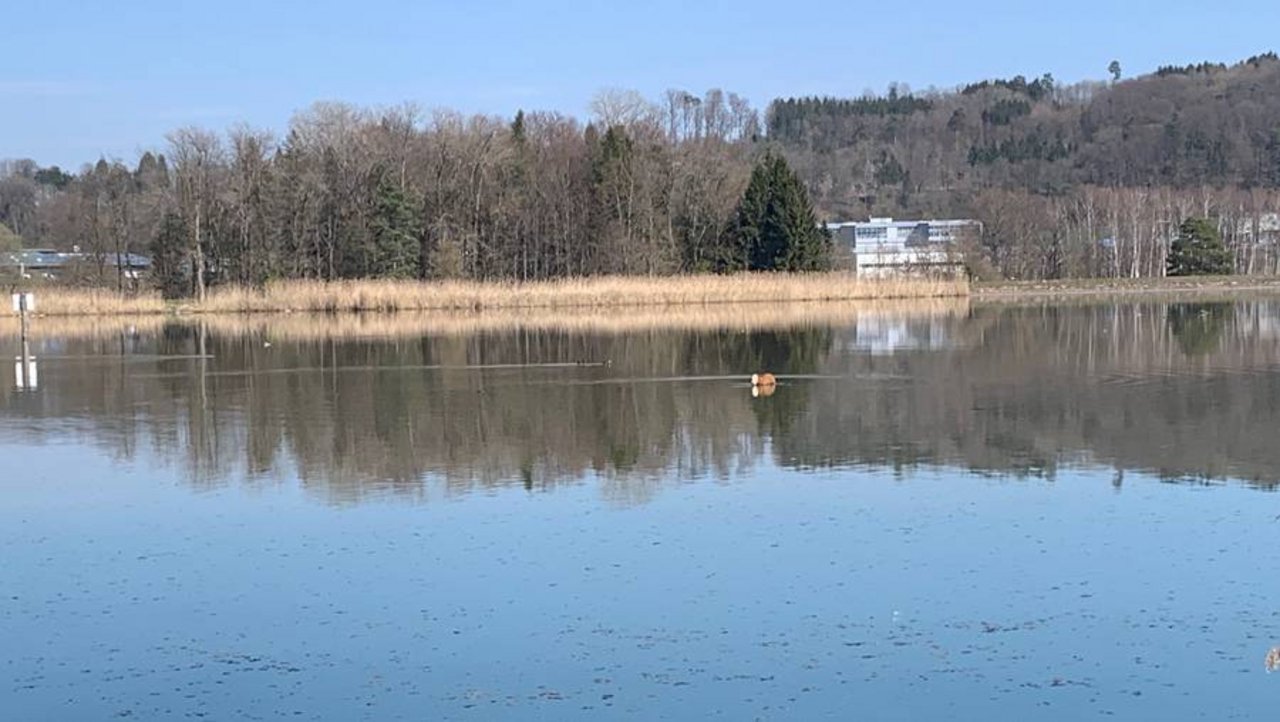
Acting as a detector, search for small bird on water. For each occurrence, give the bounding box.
[751,372,777,387]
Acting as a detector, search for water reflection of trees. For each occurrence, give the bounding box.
[3,300,1280,503]
[1,323,832,504]
[1167,303,1233,356]
[778,301,1280,487]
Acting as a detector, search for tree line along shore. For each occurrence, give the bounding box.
[4,52,1280,300]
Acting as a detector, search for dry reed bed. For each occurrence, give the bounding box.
[0,298,971,342]
[16,274,968,318]
[20,288,169,317]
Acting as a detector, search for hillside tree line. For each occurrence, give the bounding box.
[776,52,1280,278]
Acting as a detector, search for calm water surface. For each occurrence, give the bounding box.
[3,300,1280,720]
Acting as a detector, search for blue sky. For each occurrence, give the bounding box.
[4,0,1278,168]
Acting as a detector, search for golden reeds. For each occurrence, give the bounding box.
[19,288,168,317]
[6,274,968,319]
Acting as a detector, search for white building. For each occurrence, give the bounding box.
[826,218,979,277]
[1237,213,1280,246]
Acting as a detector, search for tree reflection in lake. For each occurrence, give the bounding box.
[3,299,1280,503]
[1167,302,1234,356]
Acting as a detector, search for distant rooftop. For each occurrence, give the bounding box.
[826,218,979,252]
[0,250,152,270]
[826,217,979,229]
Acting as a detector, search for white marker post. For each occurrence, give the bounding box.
[12,292,36,390]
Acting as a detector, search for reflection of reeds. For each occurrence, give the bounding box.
[0,315,169,340]
[1,298,971,341]
[198,276,969,313]
[11,274,968,317]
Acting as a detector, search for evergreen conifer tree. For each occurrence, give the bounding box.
[1167,217,1233,276]
[724,152,831,272]
[511,110,526,144]
[369,174,423,279]
[151,212,190,299]
[726,160,769,271]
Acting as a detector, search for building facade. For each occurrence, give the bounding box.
[826,218,979,277]
[0,250,152,281]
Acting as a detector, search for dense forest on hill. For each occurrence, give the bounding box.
[4,53,1280,289]
[777,53,1280,205]
[778,53,1280,278]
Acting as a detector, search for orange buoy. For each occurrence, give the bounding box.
[751,372,777,387]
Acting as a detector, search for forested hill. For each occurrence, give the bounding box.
[772,53,1280,218]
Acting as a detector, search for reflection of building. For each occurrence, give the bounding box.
[826,218,978,277]
[843,316,958,355]
[0,250,152,280]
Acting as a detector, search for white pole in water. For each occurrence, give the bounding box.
[12,292,35,390]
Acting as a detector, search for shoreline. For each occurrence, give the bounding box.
[4,276,1279,332]
[973,275,1280,299]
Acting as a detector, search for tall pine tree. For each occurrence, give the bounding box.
[723,152,830,273]
[151,211,190,299]
[369,173,423,279]
[1167,217,1233,276]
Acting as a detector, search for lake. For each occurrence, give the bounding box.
[3,299,1279,720]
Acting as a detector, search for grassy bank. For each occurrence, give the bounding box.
[13,288,170,316]
[974,275,1280,298]
[13,274,969,317]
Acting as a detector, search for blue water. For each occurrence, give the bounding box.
[3,303,1280,719]
[5,444,1277,719]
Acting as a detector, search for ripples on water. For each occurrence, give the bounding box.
[3,300,1280,719]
